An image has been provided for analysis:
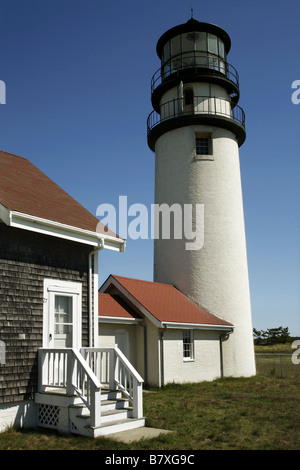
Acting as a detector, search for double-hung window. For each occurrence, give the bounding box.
[183,329,194,361]
[195,132,213,160]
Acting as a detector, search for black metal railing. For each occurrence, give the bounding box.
[147,95,245,134]
[151,52,239,94]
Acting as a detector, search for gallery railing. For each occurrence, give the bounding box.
[147,95,245,134]
[151,52,239,94]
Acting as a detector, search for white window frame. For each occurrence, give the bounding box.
[183,329,194,361]
[195,132,214,161]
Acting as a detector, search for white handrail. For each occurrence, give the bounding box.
[114,347,144,383]
[38,346,144,426]
[81,347,144,419]
[72,348,101,388]
[38,348,102,427]
[114,347,144,418]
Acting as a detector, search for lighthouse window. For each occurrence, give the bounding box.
[171,35,181,58]
[195,132,213,159]
[218,39,225,59]
[163,42,171,64]
[196,137,209,155]
[194,32,207,52]
[182,33,194,53]
[208,33,218,55]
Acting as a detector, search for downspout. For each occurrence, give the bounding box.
[141,322,148,385]
[88,240,104,347]
[159,327,166,387]
[219,329,233,378]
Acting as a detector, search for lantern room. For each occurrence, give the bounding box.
[151,19,240,112]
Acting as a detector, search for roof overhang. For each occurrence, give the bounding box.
[99,316,142,325]
[161,322,234,331]
[0,203,125,252]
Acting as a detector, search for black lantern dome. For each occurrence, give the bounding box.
[147,18,246,151]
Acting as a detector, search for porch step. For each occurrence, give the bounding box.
[69,402,145,438]
[101,398,130,412]
[69,403,134,425]
[70,415,145,438]
[67,389,145,437]
[91,417,146,438]
[101,389,122,401]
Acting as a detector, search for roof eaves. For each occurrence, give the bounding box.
[161,321,234,330]
[0,204,125,251]
[100,275,162,328]
[99,316,142,324]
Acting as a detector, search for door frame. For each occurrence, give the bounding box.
[43,279,82,349]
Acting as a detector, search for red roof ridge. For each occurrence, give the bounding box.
[111,274,174,288]
[0,149,29,161]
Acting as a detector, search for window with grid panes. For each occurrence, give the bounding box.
[183,330,194,360]
[196,137,209,155]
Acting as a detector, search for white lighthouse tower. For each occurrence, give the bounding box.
[147,17,256,377]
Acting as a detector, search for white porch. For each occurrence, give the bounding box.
[35,347,145,437]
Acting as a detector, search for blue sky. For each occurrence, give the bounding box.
[1,0,299,336]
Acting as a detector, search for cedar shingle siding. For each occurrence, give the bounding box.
[0,223,90,404]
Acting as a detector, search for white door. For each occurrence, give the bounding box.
[43,279,82,349]
[115,329,129,358]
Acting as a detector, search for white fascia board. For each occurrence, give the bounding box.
[102,237,126,252]
[0,205,125,251]
[162,322,234,331]
[99,276,162,329]
[99,316,142,325]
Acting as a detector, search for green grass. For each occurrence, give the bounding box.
[255,343,300,379]
[1,375,300,450]
[255,343,296,354]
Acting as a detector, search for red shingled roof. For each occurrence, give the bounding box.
[99,293,141,320]
[0,150,117,237]
[101,275,232,327]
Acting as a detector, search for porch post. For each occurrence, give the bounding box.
[66,349,75,396]
[109,349,116,390]
[38,349,47,393]
[90,386,101,428]
[132,378,143,419]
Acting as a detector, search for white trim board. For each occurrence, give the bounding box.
[0,203,125,251]
[99,316,142,325]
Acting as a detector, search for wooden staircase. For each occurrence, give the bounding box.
[69,389,145,437]
[36,347,145,437]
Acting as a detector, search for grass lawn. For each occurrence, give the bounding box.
[255,342,297,354]
[255,343,300,379]
[0,374,299,450]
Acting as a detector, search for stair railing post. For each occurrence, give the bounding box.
[132,377,143,419]
[66,349,75,396]
[109,349,116,390]
[90,385,101,428]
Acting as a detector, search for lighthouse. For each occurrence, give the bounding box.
[147,18,256,377]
